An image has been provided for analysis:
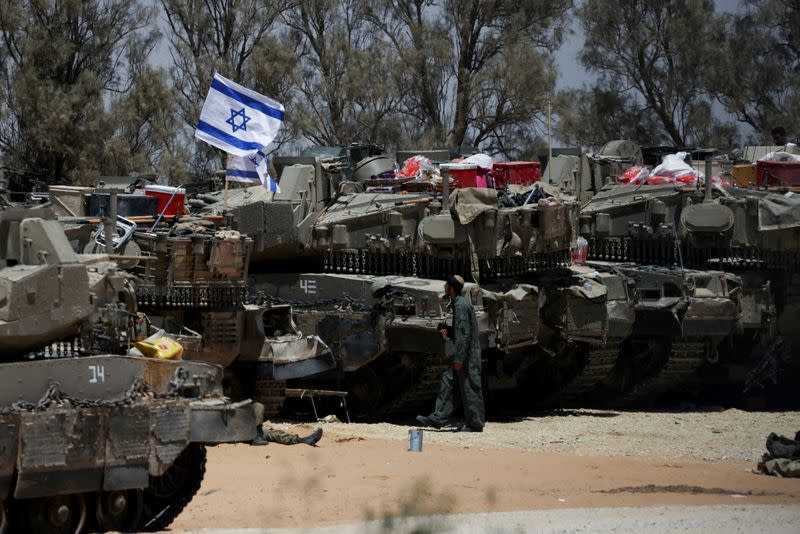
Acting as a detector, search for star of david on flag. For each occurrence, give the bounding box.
[226,108,251,132]
[226,151,280,193]
[195,72,285,169]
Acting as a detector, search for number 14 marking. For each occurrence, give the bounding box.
[89,365,105,384]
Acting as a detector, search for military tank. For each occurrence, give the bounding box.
[123,221,335,418]
[206,152,589,416]
[252,272,549,416]
[530,264,636,404]
[227,154,578,280]
[170,144,795,414]
[0,205,255,533]
[573,152,798,403]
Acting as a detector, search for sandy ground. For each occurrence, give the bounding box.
[170,506,800,533]
[164,409,800,532]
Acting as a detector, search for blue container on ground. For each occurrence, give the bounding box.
[408,428,423,452]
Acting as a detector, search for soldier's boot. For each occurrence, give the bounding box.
[298,427,323,446]
[416,415,443,429]
[251,426,270,446]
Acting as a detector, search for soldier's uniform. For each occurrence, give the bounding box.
[260,425,303,445]
[425,292,485,431]
[250,402,323,445]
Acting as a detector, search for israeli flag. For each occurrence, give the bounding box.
[226,152,280,193]
[195,73,285,157]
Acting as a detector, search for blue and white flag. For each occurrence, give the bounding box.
[226,151,280,193]
[195,73,285,157]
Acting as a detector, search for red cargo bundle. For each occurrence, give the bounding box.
[493,161,541,188]
[756,160,800,187]
[447,164,494,188]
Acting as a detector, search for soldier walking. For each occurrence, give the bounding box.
[417,275,485,432]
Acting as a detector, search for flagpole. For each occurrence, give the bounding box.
[547,97,552,183]
[223,152,230,212]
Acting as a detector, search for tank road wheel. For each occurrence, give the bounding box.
[94,489,143,532]
[139,443,206,532]
[25,494,86,534]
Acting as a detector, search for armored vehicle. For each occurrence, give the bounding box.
[576,154,799,401]
[172,145,796,413]
[531,264,636,403]
[210,153,588,414]
[128,223,335,418]
[230,155,578,280]
[540,140,642,203]
[608,265,743,402]
[0,206,255,533]
[252,273,542,416]
[579,183,795,332]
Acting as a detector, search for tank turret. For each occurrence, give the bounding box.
[226,154,577,281]
[0,207,255,533]
[578,161,798,401]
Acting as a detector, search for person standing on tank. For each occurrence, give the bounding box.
[417,275,485,432]
[771,126,798,148]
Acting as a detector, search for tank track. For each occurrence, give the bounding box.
[558,344,621,400]
[621,340,707,404]
[139,443,207,532]
[0,402,209,533]
[378,354,448,417]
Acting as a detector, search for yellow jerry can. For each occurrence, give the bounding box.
[135,334,184,360]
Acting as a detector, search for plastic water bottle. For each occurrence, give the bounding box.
[572,236,588,265]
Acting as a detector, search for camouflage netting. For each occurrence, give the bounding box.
[451,187,499,224]
[758,193,800,231]
[451,183,566,225]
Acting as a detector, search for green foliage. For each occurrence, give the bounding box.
[709,0,800,142]
[103,67,187,183]
[367,0,570,156]
[283,0,404,147]
[2,0,798,182]
[555,85,664,149]
[0,0,167,183]
[571,0,735,147]
[161,0,298,173]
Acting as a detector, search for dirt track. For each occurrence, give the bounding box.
[165,409,800,531]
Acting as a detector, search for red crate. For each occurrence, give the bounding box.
[756,160,800,187]
[447,165,493,188]
[493,161,541,188]
[144,185,185,216]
